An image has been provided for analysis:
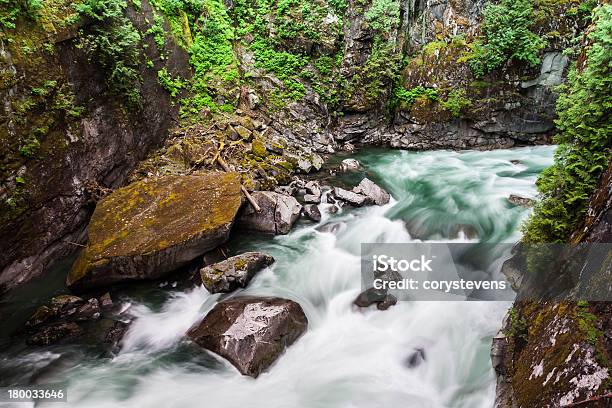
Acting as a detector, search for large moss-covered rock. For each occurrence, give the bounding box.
[67,172,242,291]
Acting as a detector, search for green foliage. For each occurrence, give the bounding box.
[394,85,439,109]
[365,0,400,32]
[146,14,166,51]
[523,5,612,243]
[505,307,528,339]
[469,0,545,77]
[441,89,472,117]
[77,0,143,108]
[0,0,42,30]
[576,301,602,346]
[157,68,186,97]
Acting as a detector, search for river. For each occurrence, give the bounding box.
[0,146,556,407]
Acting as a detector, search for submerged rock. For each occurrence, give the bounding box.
[406,347,426,368]
[316,221,346,235]
[26,322,83,346]
[67,172,242,291]
[508,194,535,208]
[332,187,371,207]
[340,159,360,172]
[187,297,308,377]
[238,191,302,234]
[302,204,322,222]
[353,288,397,311]
[353,178,390,206]
[200,252,275,294]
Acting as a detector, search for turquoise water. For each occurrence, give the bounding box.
[0,146,556,408]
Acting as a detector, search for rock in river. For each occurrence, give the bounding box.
[353,178,390,206]
[67,172,242,291]
[187,297,308,377]
[200,252,275,294]
[332,187,371,207]
[238,191,302,234]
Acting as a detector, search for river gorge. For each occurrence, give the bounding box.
[0,146,556,407]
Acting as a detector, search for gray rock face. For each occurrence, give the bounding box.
[187,297,308,377]
[238,191,302,234]
[332,187,371,207]
[353,178,391,205]
[521,52,569,88]
[200,252,275,294]
[302,204,322,222]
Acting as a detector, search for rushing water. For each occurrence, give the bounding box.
[0,146,556,408]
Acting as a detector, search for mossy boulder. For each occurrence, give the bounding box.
[67,172,242,291]
[200,252,275,294]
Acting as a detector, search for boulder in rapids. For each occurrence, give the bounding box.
[238,191,302,234]
[353,178,390,206]
[67,172,242,291]
[200,252,275,294]
[508,194,535,208]
[302,204,322,222]
[188,297,308,377]
[340,158,361,172]
[332,187,371,207]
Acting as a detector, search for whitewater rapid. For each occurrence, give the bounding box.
[3,146,556,408]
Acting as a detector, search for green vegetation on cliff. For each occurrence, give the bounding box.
[523,4,612,243]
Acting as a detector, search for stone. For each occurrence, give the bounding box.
[26,322,83,346]
[238,191,302,235]
[376,294,397,310]
[332,187,371,207]
[353,288,387,307]
[302,204,322,222]
[50,295,84,313]
[406,347,426,368]
[340,158,360,172]
[200,252,275,294]
[304,181,321,198]
[316,221,346,234]
[26,306,57,328]
[187,297,308,377]
[67,172,242,291]
[73,298,101,321]
[508,194,535,208]
[353,178,390,205]
[99,293,113,310]
[304,194,321,204]
[103,320,130,353]
[234,125,252,140]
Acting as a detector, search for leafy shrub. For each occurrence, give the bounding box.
[394,86,439,109]
[77,0,142,108]
[441,89,472,117]
[0,0,41,29]
[523,5,612,243]
[469,0,545,77]
[365,0,400,32]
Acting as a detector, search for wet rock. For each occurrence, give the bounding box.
[304,194,321,204]
[316,221,346,235]
[26,322,83,346]
[376,294,397,310]
[302,204,322,222]
[73,298,101,321]
[187,297,308,377]
[50,295,85,313]
[200,252,275,294]
[99,293,113,310]
[406,347,426,368]
[332,187,371,207]
[508,194,535,208]
[67,172,242,291]
[353,178,390,206]
[303,181,322,204]
[103,320,130,353]
[238,191,302,235]
[354,288,397,311]
[340,158,360,172]
[26,306,57,328]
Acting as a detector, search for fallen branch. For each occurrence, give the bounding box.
[215,156,261,213]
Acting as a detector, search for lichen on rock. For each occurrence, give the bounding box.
[67,172,242,291]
